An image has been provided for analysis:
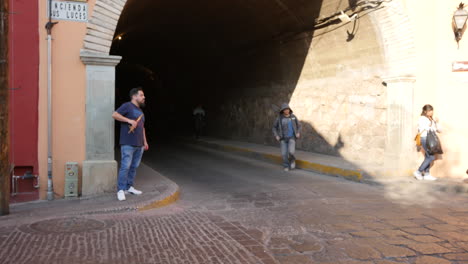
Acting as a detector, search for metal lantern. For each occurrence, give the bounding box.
[453,3,468,43]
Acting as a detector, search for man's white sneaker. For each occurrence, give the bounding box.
[127,186,143,195]
[413,171,423,180]
[423,174,437,181]
[117,190,126,201]
[290,161,296,170]
[284,168,289,172]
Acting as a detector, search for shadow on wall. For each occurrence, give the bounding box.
[299,122,345,156]
[205,36,313,144]
[348,0,359,10]
[430,123,464,179]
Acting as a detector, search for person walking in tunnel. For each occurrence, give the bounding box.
[413,104,441,181]
[112,87,149,201]
[273,103,302,172]
[193,104,206,139]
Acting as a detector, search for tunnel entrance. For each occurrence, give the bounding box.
[111,0,323,144]
[83,0,420,180]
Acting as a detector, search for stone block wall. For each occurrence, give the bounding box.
[207,14,388,166]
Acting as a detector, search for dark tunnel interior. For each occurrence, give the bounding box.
[111,0,324,145]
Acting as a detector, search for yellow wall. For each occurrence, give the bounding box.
[38,0,96,199]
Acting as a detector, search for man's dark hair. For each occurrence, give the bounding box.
[129,87,143,98]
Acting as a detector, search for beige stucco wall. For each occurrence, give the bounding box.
[406,0,468,179]
[38,0,97,199]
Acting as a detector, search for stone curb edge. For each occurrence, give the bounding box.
[69,186,180,215]
[136,165,181,212]
[194,140,363,182]
[138,188,180,212]
[72,166,181,215]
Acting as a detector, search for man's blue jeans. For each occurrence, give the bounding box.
[118,145,144,191]
[418,137,435,173]
[280,138,296,168]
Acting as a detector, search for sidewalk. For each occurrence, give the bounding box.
[191,137,468,195]
[2,163,179,225]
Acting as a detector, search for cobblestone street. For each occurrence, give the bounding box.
[1,144,468,264]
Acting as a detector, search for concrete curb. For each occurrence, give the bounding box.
[132,163,180,212]
[138,186,180,212]
[193,140,363,182]
[37,163,181,216]
[2,166,181,227]
[79,164,181,214]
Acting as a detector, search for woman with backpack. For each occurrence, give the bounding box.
[414,104,442,181]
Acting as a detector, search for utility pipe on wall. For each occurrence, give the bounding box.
[45,0,57,201]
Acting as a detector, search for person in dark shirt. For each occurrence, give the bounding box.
[112,87,149,201]
[193,104,206,139]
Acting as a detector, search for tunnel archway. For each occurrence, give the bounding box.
[110,0,323,143]
[83,0,417,170]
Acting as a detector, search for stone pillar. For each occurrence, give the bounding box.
[80,50,122,196]
[383,76,417,177]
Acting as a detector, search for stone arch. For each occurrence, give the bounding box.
[78,0,419,193]
[370,1,417,77]
[83,0,127,54]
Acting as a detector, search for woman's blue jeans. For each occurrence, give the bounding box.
[418,137,435,173]
[280,138,296,168]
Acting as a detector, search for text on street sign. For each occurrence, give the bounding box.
[48,0,88,22]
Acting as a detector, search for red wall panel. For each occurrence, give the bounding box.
[8,0,40,176]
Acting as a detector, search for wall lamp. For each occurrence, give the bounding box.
[453,3,468,45]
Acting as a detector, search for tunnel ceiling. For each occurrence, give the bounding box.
[113,0,322,67]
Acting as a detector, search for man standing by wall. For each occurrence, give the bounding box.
[273,103,302,172]
[112,87,149,201]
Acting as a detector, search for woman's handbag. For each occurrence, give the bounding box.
[414,129,425,147]
[414,132,422,146]
[426,130,443,155]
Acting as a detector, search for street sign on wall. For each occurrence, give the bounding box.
[453,61,468,72]
[48,0,88,22]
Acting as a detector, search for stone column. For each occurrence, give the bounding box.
[383,76,417,177]
[80,50,122,196]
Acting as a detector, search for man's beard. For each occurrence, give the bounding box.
[138,101,146,108]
